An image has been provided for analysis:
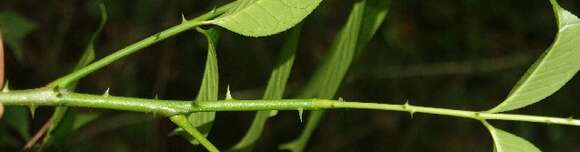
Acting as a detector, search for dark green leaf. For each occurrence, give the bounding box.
[40,2,107,148]
[279,0,390,151]
[230,25,302,152]
[3,107,30,140]
[0,12,37,63]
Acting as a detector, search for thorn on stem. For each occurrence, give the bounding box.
[403,100,411,110]
[2,81,9,92]
[298,108,304,123]
[225,85,234,100]
[103,88,110,97]
[29,105,37,119]
[181,13,187,24]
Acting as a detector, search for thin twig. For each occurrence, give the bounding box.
[0,32,5,119]
[1,88,580,127]
[22,121,51,151]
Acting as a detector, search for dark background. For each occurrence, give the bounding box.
[1,0,580,151]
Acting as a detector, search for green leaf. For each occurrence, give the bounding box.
[300,0,389,99]
[184,27,220,145]
[488,0,580,113]
[70,112,100,131]
[2,107,30,140]
[207,0,322,37]
[0,125,20,148]
[280,0,390,151]
[229,25,302,152]
[550,0,580,29]
[482,121,541,152]
[0,11,37,63]
[40,2,107,148]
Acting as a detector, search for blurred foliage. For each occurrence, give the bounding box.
[0,11,37,63]
[0,0,580,151]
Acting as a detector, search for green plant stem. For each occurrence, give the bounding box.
[49,2,238,88]
[1,87,580,127]
[170,115,219,152]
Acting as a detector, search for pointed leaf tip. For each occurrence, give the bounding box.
[488,0,580,113]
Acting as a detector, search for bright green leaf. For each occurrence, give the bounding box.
[40,2,107,149]
[488,0,580,113]
[551,0,580,29]
[207,0,322,37]
[184,27,220,145]
[229,25,302,152]
[0,12,37,63]
[280,0,390,151]
[483,121,541,152]
[194,27,220,104]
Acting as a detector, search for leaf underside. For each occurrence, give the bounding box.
[483,121,541,152]
[488,0,580,113]
[209,0,323,37]
[184,28,220,145]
